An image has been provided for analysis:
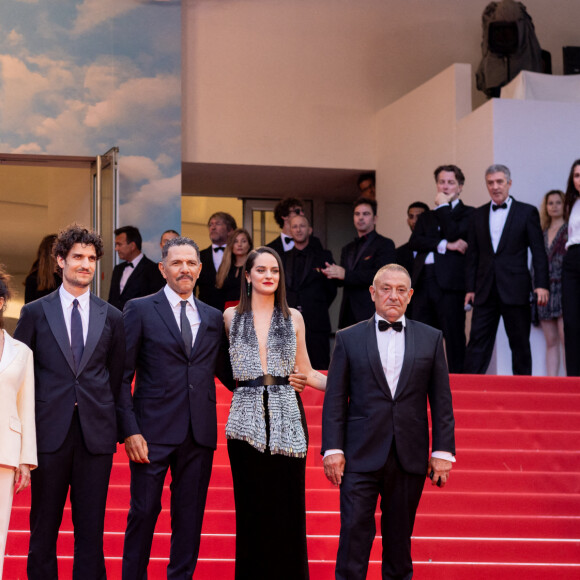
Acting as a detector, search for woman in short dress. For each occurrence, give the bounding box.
[537,190,567,375]
[223,247,326,580]
[0,266,37,576]
[562,159,580,376]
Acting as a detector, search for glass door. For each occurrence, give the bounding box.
[91,147,119,299]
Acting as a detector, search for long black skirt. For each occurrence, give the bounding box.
[227,395,309,580]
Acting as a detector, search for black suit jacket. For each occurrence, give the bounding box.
[14,289,125,454]
[395,241,415,278]
[409,200,474,291]
[321,317,455,474]
[466,198,549,305]
[108,255,164,312]
[283,243,337,334]
[338,230,396,328]
[196,246,224,310]
[117,289,232,449]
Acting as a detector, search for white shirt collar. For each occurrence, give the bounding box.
[163,284,196,309]
[491,195,513,210]
[128,252,144,267]
[59,284,91,310]
[375,313,406,328]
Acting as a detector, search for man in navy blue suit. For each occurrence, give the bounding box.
[15,224,126,580]
[118,237,233,579]
[322,264,455,580]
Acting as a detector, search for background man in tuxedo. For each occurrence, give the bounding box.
[267,197,306,254]
[160,229,180,251]
[197,212,237,310]
[395,201,429,284]
[464,164,549,375]
[357,172,376,200]
[322,263,455,580]
[409,165,474,373]
[108,225,164,311]
[323,197,396,328]
[118,237,233,579]
[283,214,337,369]
[15,224,125,580]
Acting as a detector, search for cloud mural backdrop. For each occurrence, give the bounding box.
[0,0,182,260]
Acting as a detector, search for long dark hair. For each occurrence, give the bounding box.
[237,247,290,318]
[215,228,253,289]
[27,234,58,291]
[564,159,580,221]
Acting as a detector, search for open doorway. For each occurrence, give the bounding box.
[0,150,117,331]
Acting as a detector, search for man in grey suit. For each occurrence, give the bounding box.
[15,224,126,580]
[322,263,455,580]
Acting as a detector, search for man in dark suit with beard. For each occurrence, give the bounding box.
[108,225,164,311]
[464,164,549,375]
[15,224,126,580]
[322,263,455,580]
[283,214,337,369]
[322,197,396,328]
[118,237,234,579]
[409,165,474,373]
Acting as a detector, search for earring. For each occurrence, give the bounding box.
[247,281,251,297]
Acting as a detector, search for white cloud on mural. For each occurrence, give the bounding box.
[7,30,24,46]
[120,155,163,184]
[72,0,138,35]
[84,74,180,128]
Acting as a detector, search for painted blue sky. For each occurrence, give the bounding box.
[0,0,182,260]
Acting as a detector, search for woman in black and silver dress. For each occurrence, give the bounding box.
[223,246,326,580]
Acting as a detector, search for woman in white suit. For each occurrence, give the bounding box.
[0,266,37,576]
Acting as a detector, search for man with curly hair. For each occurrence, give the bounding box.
[15,224,126,580]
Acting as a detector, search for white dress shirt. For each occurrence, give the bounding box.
[120,252,144,293]
[281,235,295,252]
[211,244,226,271]
[325,313,455,463]
[163,285,201,349]
[59,285,90,345]
[489,195,513,253]
[566,198,580,248]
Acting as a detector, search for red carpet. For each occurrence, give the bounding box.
[5,375,580,579]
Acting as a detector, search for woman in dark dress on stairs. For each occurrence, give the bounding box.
[223,247,326,580]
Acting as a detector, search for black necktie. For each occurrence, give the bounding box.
[71,299,84,372]
[284,236,293,244]
[180,300,193,357]
[378,319,403,332]
[492,203,508,211]
[213,246,225,253]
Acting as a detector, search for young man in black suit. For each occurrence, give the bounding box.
[322,197,396,328]
[409,165,474,373]
[108,225,164,311]
[15,224,126,580]
[322,263,455,580]
[283,214,337,369]
[119,237,234,579]
[464,164,549,375]
[196,212,237,310]
[395,201,429,282]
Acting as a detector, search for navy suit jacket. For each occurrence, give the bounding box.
[117,289,232,449]
[466,198,549,305]
[14,289,125,454]
[108,255,164,312]
[321,317,455,475]
[409,200,474,291]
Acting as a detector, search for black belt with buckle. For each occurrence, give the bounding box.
[237,374,289,388]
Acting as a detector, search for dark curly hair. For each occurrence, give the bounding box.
[0,265,12,329]
[53,224,104,264]
[273,198,303,228]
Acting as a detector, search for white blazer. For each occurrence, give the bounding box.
[0,330,37,469]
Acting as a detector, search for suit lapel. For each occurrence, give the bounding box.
[365,318,391,398]
[394,319,415,399]
[41,290,76,374]
[190,298,210,360]
[352,234,374,269]
[77,294,107,375]
[121,258,145,297]
[483,204,494,253]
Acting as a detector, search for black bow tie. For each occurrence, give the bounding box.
[284,236,293,244]
[378,320,403,332]
[492,203,508,211]
[213,246,225,253]
[123,262,134,269]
